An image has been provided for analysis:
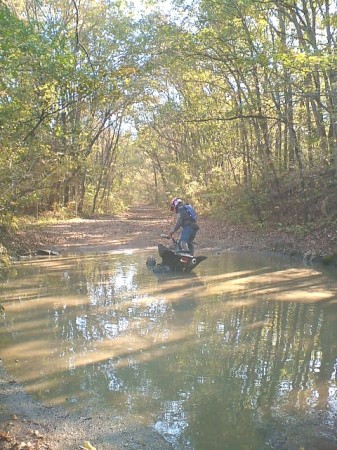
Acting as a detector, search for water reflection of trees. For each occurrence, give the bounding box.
[2,254,337,448]
[170,294,337,448]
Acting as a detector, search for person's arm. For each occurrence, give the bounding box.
[169,212,183,236]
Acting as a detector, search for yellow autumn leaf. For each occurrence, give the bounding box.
[83,441,96,450]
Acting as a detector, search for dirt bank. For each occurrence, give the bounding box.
[1,205,337,449]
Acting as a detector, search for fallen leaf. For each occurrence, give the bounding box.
[0,431,11,441]
[82,441,96,450]
[32,429,43,438]
[19,442,34,449]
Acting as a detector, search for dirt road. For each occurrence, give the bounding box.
[19,205,170,254]
[17,204,337,260]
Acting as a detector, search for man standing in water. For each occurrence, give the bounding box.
[169,197,199,255]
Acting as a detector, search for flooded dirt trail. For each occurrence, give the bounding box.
[0,206,177,450]
[2,204,337,449]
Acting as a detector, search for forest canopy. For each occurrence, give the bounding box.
[1,0,337,226]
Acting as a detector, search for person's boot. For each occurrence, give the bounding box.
[180,241,190,252]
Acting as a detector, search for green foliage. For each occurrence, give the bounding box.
[0,0,337,232]
[0,241,10,281]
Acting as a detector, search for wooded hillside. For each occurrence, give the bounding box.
[1,0,337,228]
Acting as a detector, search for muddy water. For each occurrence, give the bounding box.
[1,251,337,450]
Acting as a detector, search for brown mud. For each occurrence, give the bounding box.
[1,205,337,449]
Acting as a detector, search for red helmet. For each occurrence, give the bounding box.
[170,197,182,211]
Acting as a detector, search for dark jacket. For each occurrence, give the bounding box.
[172,205,199,234]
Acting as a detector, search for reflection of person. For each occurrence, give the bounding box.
[169,197,199,254]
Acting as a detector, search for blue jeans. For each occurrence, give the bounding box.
[180,225,197,254]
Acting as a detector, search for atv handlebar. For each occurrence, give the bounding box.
[160,233,178,243]
[160,234,196,247]
[161,234,184,248]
